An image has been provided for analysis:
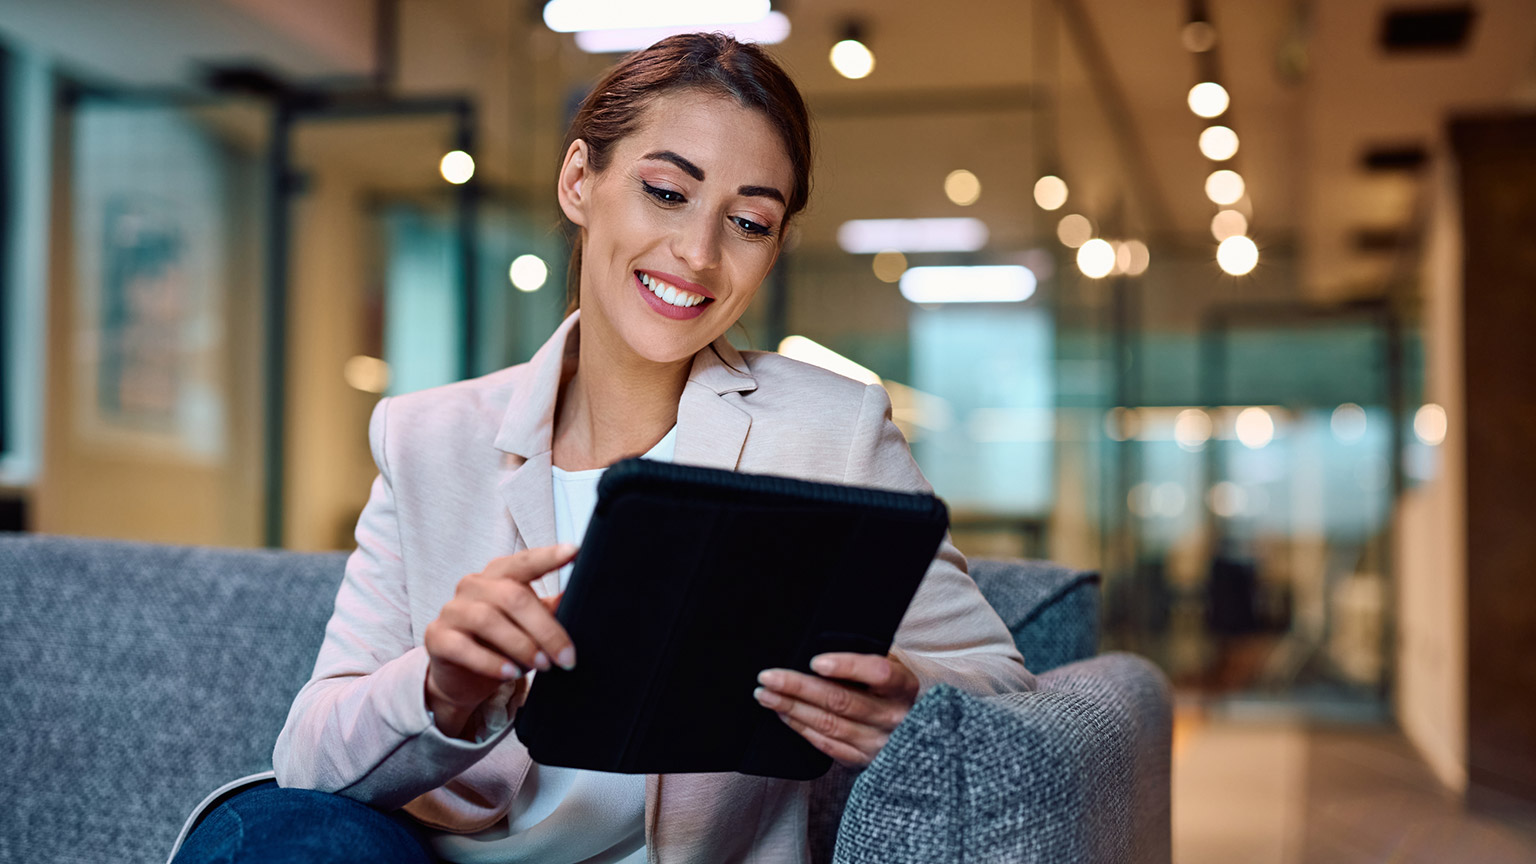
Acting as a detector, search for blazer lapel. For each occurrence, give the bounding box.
[492,312,579,553]
[674,338,757,471]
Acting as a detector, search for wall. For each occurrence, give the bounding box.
[1394,154,1467,794]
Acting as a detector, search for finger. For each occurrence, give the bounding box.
[482,545,580,585]
[428,627,523,683]
[757,669,902,729]
[754,683,896,749]
[777,710,879,767]
[490,581,576,670]
[449,601,541,671]
[810,653,916,699]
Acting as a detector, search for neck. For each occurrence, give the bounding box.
[551,316,692,471]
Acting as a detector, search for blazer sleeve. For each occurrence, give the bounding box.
[842,383,1037,696]
[271,397,520,809]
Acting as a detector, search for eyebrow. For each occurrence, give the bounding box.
[642,150,787,206]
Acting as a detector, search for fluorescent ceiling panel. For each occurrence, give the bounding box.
[544,0,770,32]
[837,218,989,254]
[898,266,1037,304]
[574,12,789,53]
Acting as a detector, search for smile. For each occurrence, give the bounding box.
[638,272,710,308]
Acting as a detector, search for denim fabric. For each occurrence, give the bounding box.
[173,782,433,864]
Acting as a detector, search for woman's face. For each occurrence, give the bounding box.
[558,89,795,366]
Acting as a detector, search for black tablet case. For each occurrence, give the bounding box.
[512,458,949,781]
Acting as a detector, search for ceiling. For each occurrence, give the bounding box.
[3,0,1534,308]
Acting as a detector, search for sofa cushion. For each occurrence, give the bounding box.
[0,535,346,864]
[832,653,1172,864]
[969,558,1100,673]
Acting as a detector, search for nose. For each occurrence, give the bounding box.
[672,209,722,274]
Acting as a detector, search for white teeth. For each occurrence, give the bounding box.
[638,272,706,308]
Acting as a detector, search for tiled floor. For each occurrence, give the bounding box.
[1173,713,1536,863]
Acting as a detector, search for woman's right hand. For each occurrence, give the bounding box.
[422,544,580,739]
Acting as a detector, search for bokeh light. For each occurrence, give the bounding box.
[439,150,475,184]
[1235,406,1275,449]
[944,169,981,206]
[1331,403,1368,442]
[872,250,907,283]
[1205,169,1246,205]
[1414,403,1448,446]
[1211,209,1248,241]
[1057,213,1093,248]
[1122,239,1151,276]
[1175,408,1213,451]
[1188,81,1230,118]
[830,39,875,79]
[509,254,548,292]
[344,355,390,394]
[1217,235,1260,275]
[1076,238,1116,278]
[1182,20,1218,52]
[1034,175,1069,210]
[1199,125,1240,161]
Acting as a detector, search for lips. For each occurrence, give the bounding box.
[638,271,711,308]
[633,270,713,321]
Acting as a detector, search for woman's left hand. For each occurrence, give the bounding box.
[754,652,920,767]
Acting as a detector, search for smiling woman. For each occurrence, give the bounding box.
[173,32,1033,864]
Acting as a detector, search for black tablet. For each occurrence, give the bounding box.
[512,457,949,781]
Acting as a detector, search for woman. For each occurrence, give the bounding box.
[175,33,1033,864]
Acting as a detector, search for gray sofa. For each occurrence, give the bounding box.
[0,534,1171,863]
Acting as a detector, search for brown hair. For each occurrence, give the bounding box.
[560,32,813,313]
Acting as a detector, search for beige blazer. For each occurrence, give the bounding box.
[272,311,1034,863]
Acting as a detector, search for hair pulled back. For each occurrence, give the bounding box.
[561,33,813,308]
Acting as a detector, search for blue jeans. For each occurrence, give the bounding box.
[173,781,435,864]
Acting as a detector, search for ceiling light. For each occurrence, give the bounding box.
[1205,169,1245,205]
[1199,125,1239,161]
[777,335,881,384]
[830,38,875,79]
[898,266,1037,304]
[543,0,769,32]
[837,218,988,253]
[509,254,548,292]
[945,169,981,206]
[439,150,475,184]
[1076,238,1116,279]
[1211,209,1248,241]
[574,11,788,52]
[1188,81,1230,118]
[1056,213,1092,248]
[1217,235,1259,275]
[1033,175,1069,210]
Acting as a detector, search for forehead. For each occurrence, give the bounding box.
[617,90,794,187]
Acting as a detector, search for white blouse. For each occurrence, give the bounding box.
[428,427,676,864]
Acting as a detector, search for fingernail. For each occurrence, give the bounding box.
[811,656,835,674]
[556,646,576,670]
[533,651,551,671]
[500,662,522,680]
[556,544,578,556]
[753,687,778,708]
[757,670,778,687]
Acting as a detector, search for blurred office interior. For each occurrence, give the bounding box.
[1,1,1534,859]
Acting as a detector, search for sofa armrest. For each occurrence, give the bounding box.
[832,653,1171,864]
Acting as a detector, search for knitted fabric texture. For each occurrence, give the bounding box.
[832,653,1171,864]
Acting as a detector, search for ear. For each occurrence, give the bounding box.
[557,139,593,228]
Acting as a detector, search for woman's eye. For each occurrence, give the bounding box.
[733,216,773,237]
[642,182,685,204]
